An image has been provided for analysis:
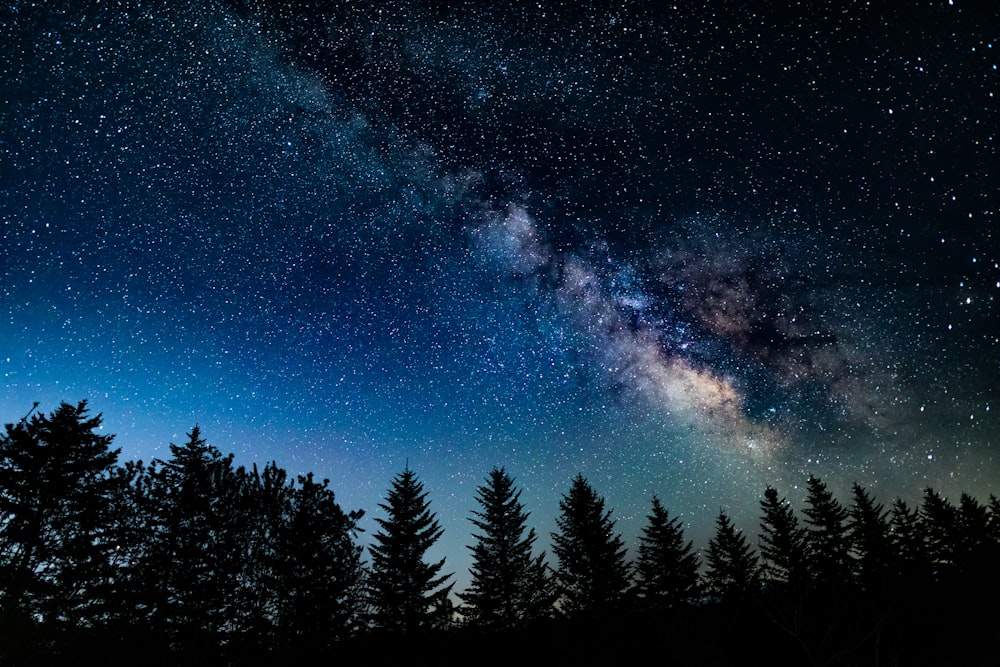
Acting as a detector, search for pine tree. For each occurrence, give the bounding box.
[703,511,760,602]
[988,495,1000,545]
[888,497,927,583]
[460,467,554,630]
[550,474,631,616]
[0,401,126,639]
[801,475,850,588]
[228,461,292,650]
[847,483,892,593]
[273,471,366,649]
[758,485,808,592]
[633,496,699,609]
[952,492,995,594]
[103,457,154,640]
[920,487,957,580]
[141,426,245,658]
[368,467,454,634]
[981,495,1000,598]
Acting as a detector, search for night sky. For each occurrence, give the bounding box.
[2,1,998,589]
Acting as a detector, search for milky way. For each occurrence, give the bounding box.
[2,1,997,586]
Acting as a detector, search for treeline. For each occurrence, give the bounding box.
[2,402,999,665]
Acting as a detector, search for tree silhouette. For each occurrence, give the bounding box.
[460,467,554,630]
[102,457,154,643]
[551,474,631,616]
[703,511,760,602]
[758,485,808,592]
[8,397,1000,664]
[847,483,892,593]
[140,426,245,659]
[980,495,1000,597]
[988,495,1000,543]
[0,401,126,645]
[801,475,850,588]
[633,496,699,610]
[919,487,957,581]
[955,492,989,553]
[226,461,292,651]
[273,471,366,650]
[368,467,454,634]
[887,497,927,585]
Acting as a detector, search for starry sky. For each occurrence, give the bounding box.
[2,1,998,588]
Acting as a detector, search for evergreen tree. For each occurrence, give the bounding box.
[368,467,454,634]
[758,485,808,592]
[982,495,1000,596]
[952,492,995,591]
[141,426,245,659]
[920,487,957,580]
[956,493,989,546]
[887,497,927,583]
[988,495,1000,545]
[550,474,631,616]
[847,483,892,592]
[229,461,292,650]
[274,472,366,648]
[703,510,760,602]
[633,496,699,609]
[801,475,850,587]
[460,467,553,630]
[102,458,155,643]
[0,401,127,641]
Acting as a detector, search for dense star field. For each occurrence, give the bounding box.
[2,1,997,587]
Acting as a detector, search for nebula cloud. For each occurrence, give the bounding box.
[650,222,905,432]
[472,206,783,457]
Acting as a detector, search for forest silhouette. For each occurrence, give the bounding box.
[1,401,998,665]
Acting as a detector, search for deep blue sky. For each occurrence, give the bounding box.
[2,1,997,589]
